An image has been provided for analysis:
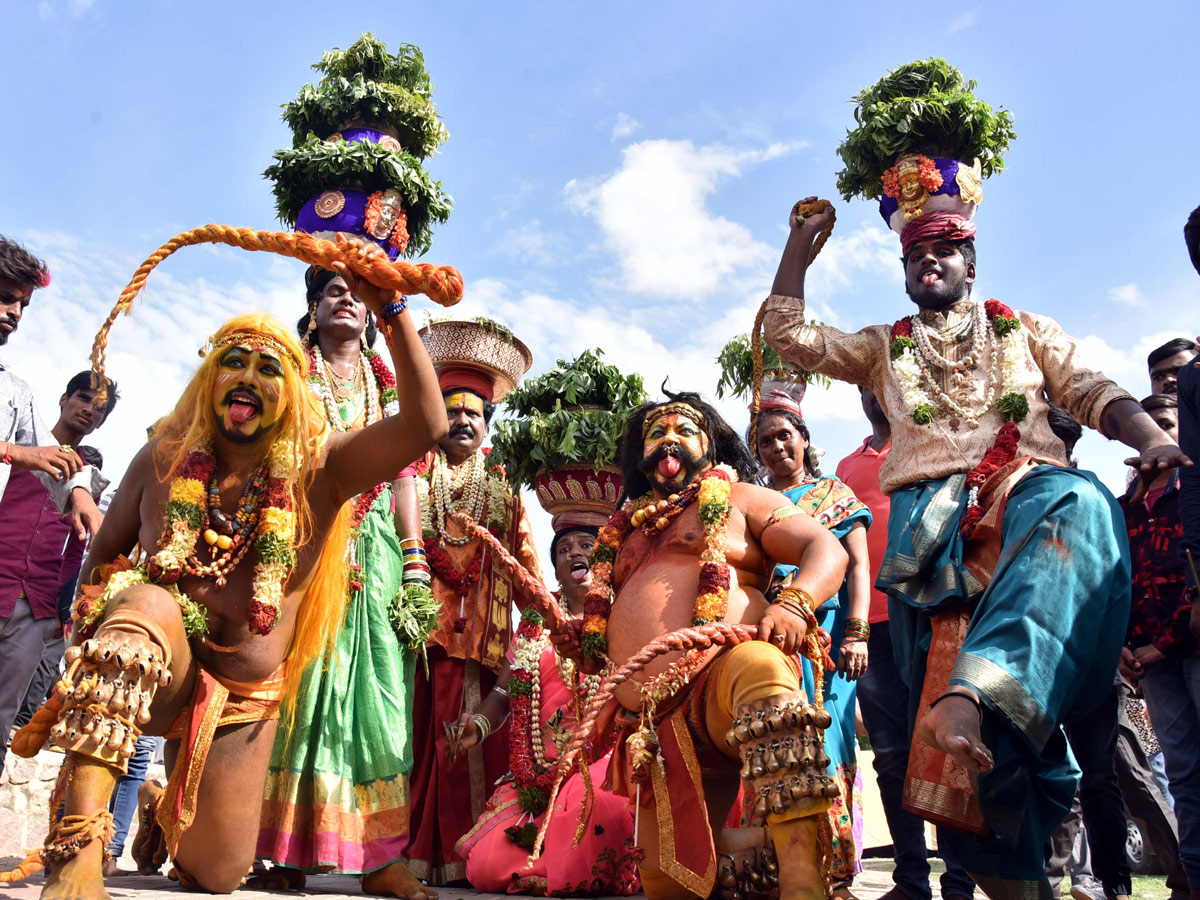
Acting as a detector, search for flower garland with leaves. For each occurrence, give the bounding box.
[306,343,399,429]
[889,299,1027,428]
[888,300,1030,539]
[77,440,298,638]
[507,607,606,837]
[583,465,735,660]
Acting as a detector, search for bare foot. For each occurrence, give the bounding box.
[245,866,307,891]
[362,861,439,899]
[915,691,994,772]
[42,839,110,900]
[100,857,133,877]
[131,781,167,875]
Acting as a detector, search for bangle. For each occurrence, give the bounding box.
[380,297,408,319]
[844,618,870,642]
[776,586,816,612]
[763,505,801,531]
[472,712,491,741]
[490,685,508,698]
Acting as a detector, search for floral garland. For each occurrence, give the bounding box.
[508,609,559,817]
[78,440,298,638]
[415,448,508,541]
[507,607,605,831]
[887,300,1029,539]
[414,448,508,630]
[890,299,1028,428]
[583,465,735,660]
[960,421,1021,538]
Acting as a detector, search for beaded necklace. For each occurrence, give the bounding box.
[582,465,735,660]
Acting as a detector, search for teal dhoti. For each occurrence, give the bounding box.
[879,464,1130,898]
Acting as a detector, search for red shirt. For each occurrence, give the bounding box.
[0,469,83,620]
[835,437,891,624]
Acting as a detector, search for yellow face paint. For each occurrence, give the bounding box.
[444,391,485,415]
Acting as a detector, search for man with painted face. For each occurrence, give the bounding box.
[404,360,544,885]
[13,261,446,900]
[582,390,848,900]
[253,267,433,899]
[765,197,1189,896]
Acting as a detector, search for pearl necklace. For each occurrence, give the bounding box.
[429,449,488,546]
[909,301,998,429]
[910,300,988,371]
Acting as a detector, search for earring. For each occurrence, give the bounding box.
[303,303,317,345]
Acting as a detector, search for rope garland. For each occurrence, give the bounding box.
[89,226,465,406]
[748,199,836,453]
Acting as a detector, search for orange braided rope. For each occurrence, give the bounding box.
[0,850,42,883]
[528,620,830,862]
[451,512,568,634]
[748,199,835,453]
[10,657,81,758]
[89,226,465,406]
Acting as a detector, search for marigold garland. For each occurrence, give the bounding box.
[77,440,299,638]
[582,465,735,660]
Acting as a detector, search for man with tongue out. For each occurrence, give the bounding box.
[582,390,849,900]
[23,261,447,900]
[764,199,1189,895]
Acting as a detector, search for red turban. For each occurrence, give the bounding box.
[437,364,495,401]
[753,388,803,418]
[900,211,977,258]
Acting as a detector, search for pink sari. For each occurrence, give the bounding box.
[457,644,641,895]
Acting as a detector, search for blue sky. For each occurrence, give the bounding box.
[3,1,1198,564]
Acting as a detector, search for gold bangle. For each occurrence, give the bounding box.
[763,505,801,531]
[776,586,816,611]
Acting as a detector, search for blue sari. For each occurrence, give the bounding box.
[878,464,1130,893]
[774,476,872,884]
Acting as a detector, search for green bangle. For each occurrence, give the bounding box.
[472,712,491,741]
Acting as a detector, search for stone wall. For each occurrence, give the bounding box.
[0,749,64,857]
[0,748,165,863]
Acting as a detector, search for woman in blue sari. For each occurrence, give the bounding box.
[752,393,873,899]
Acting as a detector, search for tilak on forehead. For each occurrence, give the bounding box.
[201,330,303,371]
[444,391,485,414]
[642,401,707,439]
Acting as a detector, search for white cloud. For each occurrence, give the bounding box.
[948,10,978,33]
[804,224,904,298]
[5,230,309,496]
[611,113,642,140]
[565,138,806,299]
[37,0,95,20]
[1109,281,1145,306]
[496,220,562,267]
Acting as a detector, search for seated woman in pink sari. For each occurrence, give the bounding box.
[456,525,641,896]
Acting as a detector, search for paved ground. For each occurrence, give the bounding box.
[0,862,914,900]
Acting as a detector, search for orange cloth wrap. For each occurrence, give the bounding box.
[156,663,285,856]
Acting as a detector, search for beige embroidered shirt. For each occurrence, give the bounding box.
[763,294,1134,494]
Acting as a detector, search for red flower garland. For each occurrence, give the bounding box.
[424,531,494,596]
[960,421,1021,538]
